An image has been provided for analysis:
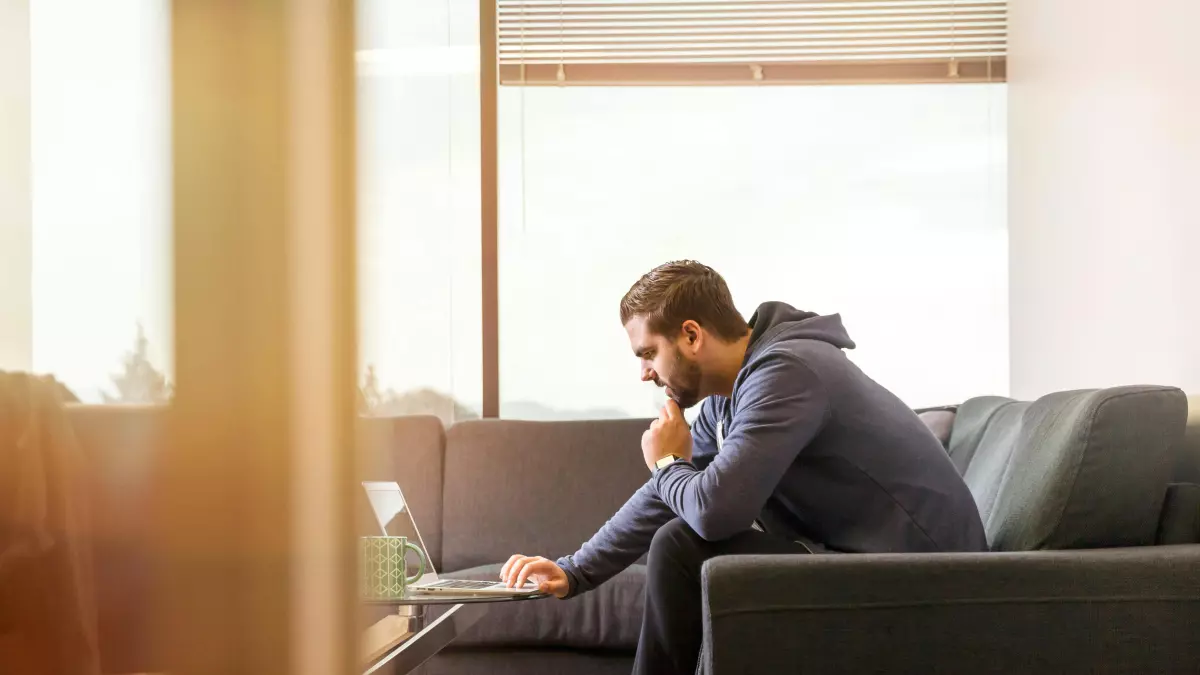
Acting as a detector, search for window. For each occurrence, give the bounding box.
[356,0,483,423]
[18,0,173,403]
[499,83,1007,417]
[492,0,1009,418]
[6,0,1008,419]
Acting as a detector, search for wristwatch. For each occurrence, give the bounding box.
[654,454,683,471]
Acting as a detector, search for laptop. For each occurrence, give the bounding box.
[361,481,539,596]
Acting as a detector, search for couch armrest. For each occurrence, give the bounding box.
[701,546,1200,675]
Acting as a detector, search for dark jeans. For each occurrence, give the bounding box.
[633,518,813,675]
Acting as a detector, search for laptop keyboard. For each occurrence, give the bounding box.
[421,579,502,590]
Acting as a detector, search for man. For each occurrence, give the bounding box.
[501,261,987,675]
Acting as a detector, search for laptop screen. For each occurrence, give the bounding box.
[360,481,439,583]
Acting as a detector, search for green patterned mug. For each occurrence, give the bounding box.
[359,536,427,600]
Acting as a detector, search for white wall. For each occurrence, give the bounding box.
[1009,0,1200,398]
[0,0,32,371]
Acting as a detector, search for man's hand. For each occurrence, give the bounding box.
[500,554,570,598]
[641,399,693,472]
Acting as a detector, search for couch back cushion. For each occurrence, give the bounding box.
[1156,483,1200,544]
[441,418,650,572]
[948,386,1186,551]
[1174,396,1200,483]
[68,404,167,675]
[357,415,445,569]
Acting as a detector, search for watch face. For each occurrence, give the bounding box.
[655,455,677,470]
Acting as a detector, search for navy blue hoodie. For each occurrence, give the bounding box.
[556,302,987,597]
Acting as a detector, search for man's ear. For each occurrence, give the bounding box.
[681,320,702,350]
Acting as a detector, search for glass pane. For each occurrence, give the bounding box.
[357,0,481,425]
[3,3,173,673]
[22,0,173,403]
[499,84,1007,418]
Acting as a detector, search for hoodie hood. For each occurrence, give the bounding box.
[744,301,856,364]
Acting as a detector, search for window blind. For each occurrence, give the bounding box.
[498,0,1006,85]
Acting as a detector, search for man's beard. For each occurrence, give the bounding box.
[665,346,703,409]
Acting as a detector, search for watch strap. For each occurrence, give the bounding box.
[655,454,682,470]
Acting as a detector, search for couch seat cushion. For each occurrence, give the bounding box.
[441,563,644,650]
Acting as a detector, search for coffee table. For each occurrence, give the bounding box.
[360,590,548,674]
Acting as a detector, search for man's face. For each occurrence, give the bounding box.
[625,316,704,409]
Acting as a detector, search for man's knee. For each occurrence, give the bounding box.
[649,517,703,561]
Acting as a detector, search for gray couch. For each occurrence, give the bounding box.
[360,416,651,674]
[701,386,1200,674]
[72,386,1199,674]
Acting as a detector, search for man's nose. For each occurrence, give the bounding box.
[641,367,656,383]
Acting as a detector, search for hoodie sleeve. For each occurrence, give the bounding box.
[555,399,724,597]
[555,481,675,598]
[651,352,830,541]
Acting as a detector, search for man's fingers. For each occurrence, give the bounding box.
[511,557,534,586]
[515,559,546,589]
[513,561,532,588]
[665,399,681,420]
[500,554,523,580]
[500,553,520,579]
[500,555,566,594]
[504,556,532,586]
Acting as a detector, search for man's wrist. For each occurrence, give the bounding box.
[555,557,580,598]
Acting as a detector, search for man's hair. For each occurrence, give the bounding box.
[620,260,749,342]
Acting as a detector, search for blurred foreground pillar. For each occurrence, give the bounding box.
[157,2,359,673]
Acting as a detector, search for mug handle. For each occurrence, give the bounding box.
[403,541,427,584]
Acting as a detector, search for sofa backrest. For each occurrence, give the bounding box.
[70,406,451,672]
[440,418,650,573]
[948,386,1187,551]
[1158,397,1200,544]
[1174,396,1200,484]
[357,414,446,569]
[68,404,167,675]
